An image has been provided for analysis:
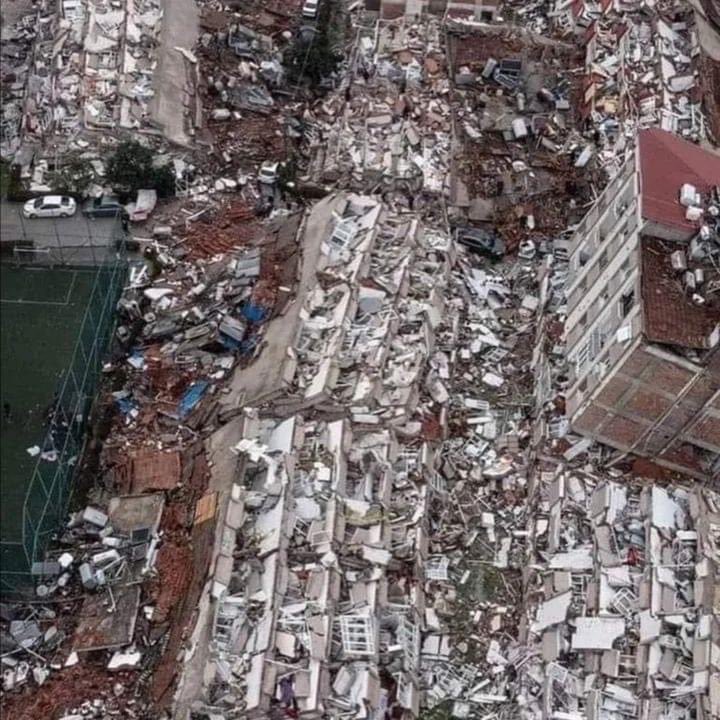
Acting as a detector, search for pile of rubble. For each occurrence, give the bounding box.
[579,3,706,141]
[0,6,39,157]
[305,17,451,196]
[195,15,290,176]
[519,467,720,720]
[85,0,165,132]
[446,19,604,253]
[0,195,305,718]
[510,0,715,143]
[1,495,165,717]
[1,0,167,154]
[2,4,719,720]
[181,182,548,719]
[199,194,459,717]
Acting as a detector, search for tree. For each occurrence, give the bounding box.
[284,2,340,87]
[48,154,94,197]
[105,140,175,199]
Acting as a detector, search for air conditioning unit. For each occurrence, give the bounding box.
[670,250,687,271]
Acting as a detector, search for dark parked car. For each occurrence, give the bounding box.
[82,195,127,218]
[454,226,505,259]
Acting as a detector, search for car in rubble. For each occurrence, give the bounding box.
[258,162,280,185]
[125,189,158,223]
[22,195,77,219]
[454,225,505,259]
[302,0,320,18]
[82,195,127,219]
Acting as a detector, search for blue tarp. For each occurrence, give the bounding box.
[220,334,242,351]
[116,397,138,415]
[178,380,210,419]
[241,302,269,324]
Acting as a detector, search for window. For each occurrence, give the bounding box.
[426,556,450,581]
[579,312,587,327]
[590,327,605,357]
[338,614,375,656]
[328,219,357,250]
[599,286,609,304]
[598,250,608,271]
[575,340,590,374]
[100,52,117,68]
[576,326,606,375]
[620,289,635,317]
[397,615,420,672]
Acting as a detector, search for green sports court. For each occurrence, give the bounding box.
[0,265,98,539]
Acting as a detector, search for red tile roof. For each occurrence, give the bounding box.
[571,0,585,18]
[583,20,597,43]
[641,236,720,350]
[638,129,720,236]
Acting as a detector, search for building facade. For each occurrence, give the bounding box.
[564,129,720,479]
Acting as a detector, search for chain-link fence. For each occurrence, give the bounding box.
[0,223,129,596]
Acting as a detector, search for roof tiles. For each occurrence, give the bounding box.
[641,236,720,350]
[638,129,720,235]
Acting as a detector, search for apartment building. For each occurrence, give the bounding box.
[563,129,720,479]
[365,0,498,21]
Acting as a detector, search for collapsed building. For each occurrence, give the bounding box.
[2,3,720,720]
[520,467,720,720]
[199,194,456,719]
[0,0,186,159]
[182,184,546,720]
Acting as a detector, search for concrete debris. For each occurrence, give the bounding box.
[1,0,168,159]
[518,469,720,720]
[1,3,718,720]
[188,182,542,719]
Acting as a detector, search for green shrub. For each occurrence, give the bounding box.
[105,140,175,200]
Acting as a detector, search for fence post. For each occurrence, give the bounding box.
[54,219,66,266]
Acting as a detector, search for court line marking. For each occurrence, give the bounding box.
[0,271,77,306]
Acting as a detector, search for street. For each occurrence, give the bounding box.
[1,201,119,246]
[1,201,122,265]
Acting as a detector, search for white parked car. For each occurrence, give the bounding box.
[302,0,319,18]
[23,195,77,219]
[258,162,279,185]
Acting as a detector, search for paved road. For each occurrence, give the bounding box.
[1,201,119,245]
[1,201,122,264]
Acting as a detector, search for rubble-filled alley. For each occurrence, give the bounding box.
[1,1,719,720]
